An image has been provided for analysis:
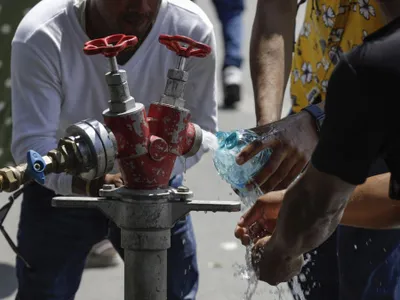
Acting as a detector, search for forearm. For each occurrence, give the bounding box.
[251,0,298,125]
[341,173,400,229]
[271,165,355,258]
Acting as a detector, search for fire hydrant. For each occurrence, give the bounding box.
[0,33,240,300]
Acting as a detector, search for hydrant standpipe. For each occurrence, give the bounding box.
[0,33,241,300]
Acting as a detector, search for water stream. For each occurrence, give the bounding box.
[201,130,308,300]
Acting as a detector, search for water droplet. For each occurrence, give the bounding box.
[354,244,358,250]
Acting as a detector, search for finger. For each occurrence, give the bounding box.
[236,137,280,165]
[241,235,251,246]
[274,161,307,191]
[249,221,273,240]
[234,226,252,245]
[250,146,288,189]
[259,155,297,192]
[234,225,246,239]
[238,200,265,227]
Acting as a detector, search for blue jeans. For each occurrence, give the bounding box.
[15,175,199,300]
[212,0,244,69]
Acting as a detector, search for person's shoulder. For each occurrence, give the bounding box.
[13,0,70,45]
[348,17,400,70]
[165,0,214,33]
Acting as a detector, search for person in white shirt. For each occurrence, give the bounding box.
[10,0,217,299]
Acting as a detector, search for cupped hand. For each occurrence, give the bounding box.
[234,190,285,245]
[252,236,304,285]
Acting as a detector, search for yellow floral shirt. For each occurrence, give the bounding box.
[291,0,386,112]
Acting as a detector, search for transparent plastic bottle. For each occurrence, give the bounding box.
[212,129,272,193]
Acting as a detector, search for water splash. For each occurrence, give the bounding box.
[232,186,264,300]
[203,130,311,299]
[233,244,260,300]
[202,130,219,152]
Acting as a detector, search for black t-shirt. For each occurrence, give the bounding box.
[311,17,400,186]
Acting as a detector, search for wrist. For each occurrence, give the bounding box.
[300,104,325,135]
[257,114,281,127]
[265,234,295,261]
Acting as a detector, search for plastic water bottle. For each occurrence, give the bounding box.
[212,129,272,193]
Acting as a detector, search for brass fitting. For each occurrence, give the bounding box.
[0,167,20,192]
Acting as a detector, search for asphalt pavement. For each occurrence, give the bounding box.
[0,1,306,299]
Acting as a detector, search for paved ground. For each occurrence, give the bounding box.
[0,1,305,299]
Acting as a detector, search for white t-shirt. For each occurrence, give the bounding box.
[10,0,218,195]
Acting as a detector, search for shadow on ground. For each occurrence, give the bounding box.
[0,263,17,298]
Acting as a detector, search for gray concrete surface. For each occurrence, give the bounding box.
[0,1,305,299]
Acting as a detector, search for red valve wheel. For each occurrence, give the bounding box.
[83,34,139,58]
[159,34,211,58]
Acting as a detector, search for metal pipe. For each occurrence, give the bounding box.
[177,57,186,71]
[125,249,168,300]
[123,229,170,300]
[109,57,119,73]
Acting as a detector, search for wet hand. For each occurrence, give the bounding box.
[236,111,318,193]
[252,236,304,285]
[234,190,285,245]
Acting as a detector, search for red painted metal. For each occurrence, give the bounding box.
[159,34,211,58]
[83,34,138,57]
[84,34,210,189]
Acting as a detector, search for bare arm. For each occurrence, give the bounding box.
[341,173,400,229]
[270,164,355,258]
[251,0,298,126]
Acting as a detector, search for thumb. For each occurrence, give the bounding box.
[115,173,124,187]
[236,136,278,165]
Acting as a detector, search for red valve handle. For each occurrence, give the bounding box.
[159,34,211,58]
[83,34,139,58]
